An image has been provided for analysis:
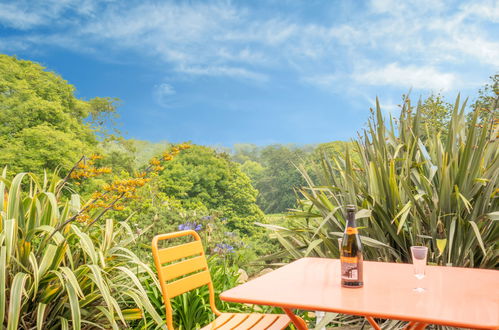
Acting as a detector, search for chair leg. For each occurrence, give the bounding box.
[405,321,428,329]
[365,316,382,330]
[282,308,308,330]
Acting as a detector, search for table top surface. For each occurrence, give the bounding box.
[220,258,499,329]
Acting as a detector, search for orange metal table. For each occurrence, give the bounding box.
[220,258,499,330]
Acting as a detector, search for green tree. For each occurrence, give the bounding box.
[157,145,264,235]
[0,54,117,174]
[0,124,94,172]
[240,160,264,183]
[311,141,353,163]
[99,138,139,175]
[419,93,453,138]
[255,145,307,214]
[231,143,261,163]
[470,74,499,123]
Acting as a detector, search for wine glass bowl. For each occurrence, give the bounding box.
[411,246,428,292]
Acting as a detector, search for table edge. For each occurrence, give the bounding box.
[220,257,499,329]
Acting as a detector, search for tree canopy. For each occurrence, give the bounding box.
[0,54,117,174]
[157,145,264,235]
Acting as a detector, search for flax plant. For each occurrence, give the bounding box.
[265,96,498,268]
[0,144,190,329]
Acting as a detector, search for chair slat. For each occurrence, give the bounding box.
[217,313,249,329]
[166,270,211,298]
[156,240,204,263]
[264,315,290,329]
[201,313,234,330]
[232,314,265,330]
[161,255,208,281]
[249,314,279,330]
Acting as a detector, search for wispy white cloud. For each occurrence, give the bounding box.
[0,38,29,52]
[435,36,499,67]
[303,63,461,93]
[0,0,497,91]
[460,1,499,22]
[156,83,175,96]
[0,3,44,29]
[353,63,459,91]
[301,74,342,90]
[177,65,268,82]
[0,0,99,30]
[154,83,176,107]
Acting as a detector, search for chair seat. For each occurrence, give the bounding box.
[201,312,291,330]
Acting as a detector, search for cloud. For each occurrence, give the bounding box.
[0,0,99,30]
[0,3,44,29]
[0,38,29,52]
[303,63,461,93]
[156,83,175,96]
[301,74,342,90]
[1,0,497,90]
[353,63,458,91]
[177,65,268,82]
[436,36,499,67]
[460,1,499,22]
[153,83,176,108]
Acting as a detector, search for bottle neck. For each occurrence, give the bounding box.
[346,212,357,228]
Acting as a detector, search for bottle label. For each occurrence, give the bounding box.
[345,227,358,234]
[341,256,359,280]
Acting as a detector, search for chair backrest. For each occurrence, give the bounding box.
[152,230,220,329]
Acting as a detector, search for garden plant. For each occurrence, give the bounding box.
[261,95,498,327]
[0,145,191,329]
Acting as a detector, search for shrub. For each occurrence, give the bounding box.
[266,96,498,268]
[0,170,165,329]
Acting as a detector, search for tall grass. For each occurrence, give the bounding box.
[0,170,165,329]
[264,96,498,268]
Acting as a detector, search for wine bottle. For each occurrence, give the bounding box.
[340,205,363,288]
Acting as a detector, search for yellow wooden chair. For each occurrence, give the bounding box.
[152,230,295,329]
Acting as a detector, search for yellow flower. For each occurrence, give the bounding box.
[91,192,102,199]
[76,213,90,223]
[150,157,161,166]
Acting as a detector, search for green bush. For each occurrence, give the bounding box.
[266,96,498,268]
[155,145,264,236]
[0,170,164,329]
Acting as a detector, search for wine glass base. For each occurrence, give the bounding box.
[413,287,425,293]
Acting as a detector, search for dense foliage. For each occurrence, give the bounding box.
[266,95,498,269]
[0,170,164,329]
[232,144,308,213]
[231,142,356,214]
[0,55,117,175]
[154,145,264,235]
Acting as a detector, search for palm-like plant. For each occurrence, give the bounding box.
[0,170,165,329]
[265,96,498,268]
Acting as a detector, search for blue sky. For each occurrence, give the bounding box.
[0,0,498,146]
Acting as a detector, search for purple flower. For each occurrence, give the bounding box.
[200,216,213,221]
[214,243,235,255]
[178,222,202,232]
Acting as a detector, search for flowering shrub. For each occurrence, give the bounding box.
[0,144,190,329]
[214,243,235,254]
[67,143,191,226]
[178,221,203,231]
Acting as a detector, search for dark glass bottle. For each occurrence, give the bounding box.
[340,205,363,288]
